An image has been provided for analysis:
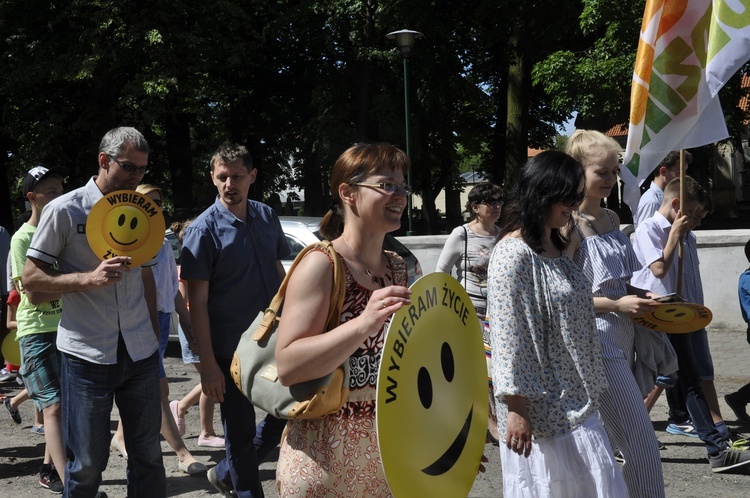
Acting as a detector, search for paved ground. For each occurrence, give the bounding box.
[2,329,750,497]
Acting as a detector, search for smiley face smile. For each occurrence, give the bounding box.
[422,405,473,476]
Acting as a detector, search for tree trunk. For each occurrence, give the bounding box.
[490,65,509,187]
[505,29,527,187]
[165,114,194,218]
[302,151,327,216]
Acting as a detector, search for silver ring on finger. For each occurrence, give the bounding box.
[381,299,387,309]
[511,437,519,444]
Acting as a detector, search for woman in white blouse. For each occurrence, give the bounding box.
[487,151,626,497]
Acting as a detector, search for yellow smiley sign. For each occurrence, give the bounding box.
[377,273,488,497]
[631,302,713,334]
[86,190,165,267]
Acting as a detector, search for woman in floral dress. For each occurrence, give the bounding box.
[487,151,627,497]
[275,143,412,497]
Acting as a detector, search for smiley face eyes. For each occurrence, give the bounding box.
[418,342,455,409]
[117,213,139,230]
[418,367,432,408]
[663,308,687,318]
[441,342,455,382]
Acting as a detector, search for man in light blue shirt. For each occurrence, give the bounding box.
[23,127,165,497]
[634,151,689,228]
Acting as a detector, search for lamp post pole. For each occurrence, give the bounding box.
[387,29,423,236]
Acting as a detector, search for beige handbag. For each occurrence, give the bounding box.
[230,240,349,419]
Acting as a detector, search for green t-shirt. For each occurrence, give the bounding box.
[10,223,62,338]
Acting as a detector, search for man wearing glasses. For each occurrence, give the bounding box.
[23,127,165,497]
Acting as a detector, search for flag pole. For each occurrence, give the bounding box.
[676,149,685,296]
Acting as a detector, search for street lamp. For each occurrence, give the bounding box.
[387,29,423,236]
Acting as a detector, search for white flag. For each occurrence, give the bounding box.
[622,0,750,216]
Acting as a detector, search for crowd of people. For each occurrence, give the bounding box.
[2,126,750,498]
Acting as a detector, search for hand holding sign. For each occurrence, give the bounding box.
[631,293,713,334]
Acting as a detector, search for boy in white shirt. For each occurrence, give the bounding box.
[631,176,749,473]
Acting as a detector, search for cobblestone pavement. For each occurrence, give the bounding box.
[2,330,750,497]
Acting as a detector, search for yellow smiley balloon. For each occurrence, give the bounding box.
[377,273,487,497]
[86,190,165,267]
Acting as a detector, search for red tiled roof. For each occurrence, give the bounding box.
[527,147,543,157]
[605,123,628,137]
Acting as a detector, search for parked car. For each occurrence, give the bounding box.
[165,228,181,263]
[280,216,423,285]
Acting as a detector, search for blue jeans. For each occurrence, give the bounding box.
[61,340,165,498]
[667,333,726,456]
[214,357,284,498]
[254,413,287,462]
[157,311,171,378]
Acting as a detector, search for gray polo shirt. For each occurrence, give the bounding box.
[27,177,158,364]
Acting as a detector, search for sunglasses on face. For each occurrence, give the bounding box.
[477,197,503,207]
[108,155,149,175]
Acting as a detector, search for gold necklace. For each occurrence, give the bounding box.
[341,236,393,288]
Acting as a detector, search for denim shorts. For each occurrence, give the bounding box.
[690,328,714,380]
[19,332,61,410]
[177,318,200,364]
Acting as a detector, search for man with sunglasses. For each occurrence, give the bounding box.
[22,127,165,497]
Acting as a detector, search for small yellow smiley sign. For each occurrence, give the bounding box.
[86,190,165,267]
[377,273,488,498]
[632,302,713,334]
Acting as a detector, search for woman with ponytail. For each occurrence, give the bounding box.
[275,143,412,497]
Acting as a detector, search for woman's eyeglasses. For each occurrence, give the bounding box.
[350,182,412,196]
[477,197,503,207]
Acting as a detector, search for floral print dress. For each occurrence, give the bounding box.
[276,249,407,498]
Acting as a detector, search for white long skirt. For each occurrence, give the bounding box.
[500,412,627,498]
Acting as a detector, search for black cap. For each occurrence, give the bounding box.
[22,166,68,197]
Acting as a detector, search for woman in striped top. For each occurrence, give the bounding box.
[565,130,665,498]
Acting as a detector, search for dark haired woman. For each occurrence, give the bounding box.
[437,182,503,310]
[275,143,412,496]
[436,182,502,442]
[487,151,626,497]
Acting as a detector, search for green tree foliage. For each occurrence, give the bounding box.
[533,0,644,128]
[6,0,742,234]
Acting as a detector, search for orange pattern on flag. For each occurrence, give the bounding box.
[658,1,688,39]
[643,0,665,33]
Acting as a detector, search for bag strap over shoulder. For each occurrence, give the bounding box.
[252,240,345,341]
